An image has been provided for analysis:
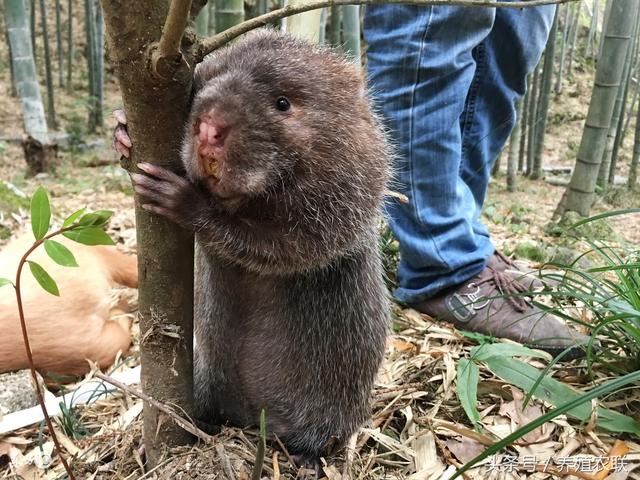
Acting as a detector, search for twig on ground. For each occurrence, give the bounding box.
[94,372,213,443]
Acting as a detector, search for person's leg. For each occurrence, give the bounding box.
[363,5,496,304]
[364,5,590,357]
[459,6,556,241]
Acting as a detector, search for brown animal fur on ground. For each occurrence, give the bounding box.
[0,234,137,376]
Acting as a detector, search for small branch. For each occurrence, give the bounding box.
[14,227,75,480]
[158,0,193,57]
[195,0,577,60]
[152,0,193,80]
[93,372,214,444]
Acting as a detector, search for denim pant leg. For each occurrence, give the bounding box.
[461,6,556,241]
[364,6,496,304]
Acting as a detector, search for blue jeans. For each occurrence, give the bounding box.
[364,5,555,303]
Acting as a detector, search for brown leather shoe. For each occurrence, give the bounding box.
[410,266,591,359]
[487,250,553,290]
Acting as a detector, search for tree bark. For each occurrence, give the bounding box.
[562,0,640,216]
[100,0,195,467]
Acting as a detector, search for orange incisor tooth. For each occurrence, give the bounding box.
[203,157,219,177]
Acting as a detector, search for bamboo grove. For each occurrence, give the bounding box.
[2,0,640,218]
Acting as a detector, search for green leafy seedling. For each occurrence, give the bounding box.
[30,186,51,241]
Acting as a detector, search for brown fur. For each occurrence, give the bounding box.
[132,29,391,459]
[0,234,137,376]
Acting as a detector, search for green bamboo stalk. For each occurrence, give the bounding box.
[55,0,63,87]
[508,101,523,192]
[318,8,327,44]
[607,15,640,183]
[29,0,36,65]
[598,74,626,188]
[526,62,541,175]
[519,76,531,172]
[628,101,640,188]
[4,0,49,143]
[585,0,598,58]
[341,5,361,63]
[616,11,640,144]
[256,0,268,16]
[621,59,640,138]
[84,0,96,132]
[39,0,57,129]
[215,0,244,34]
[564,0,640,216]
[492,151,502,176]
[66,0,72,89]
[531,8,559,180]
[5,22,18,97]
[196,4,209,36]
[208,1,216,35]
[329,4,341,47]
[555,3,570,94]
[567,0,581,76]
[598,0,613,61]
[286,0,322,42]
[93,0,104,128]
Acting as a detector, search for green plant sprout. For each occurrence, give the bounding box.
[0,186,116,480]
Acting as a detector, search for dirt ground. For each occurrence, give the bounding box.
[1,3,640,479]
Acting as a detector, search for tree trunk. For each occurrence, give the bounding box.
[531,8,559,180]
[100,0,196,466]
[341,5,361,63]
[562,0,640,216]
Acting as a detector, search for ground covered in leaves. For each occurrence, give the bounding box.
[2,10,640,479]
